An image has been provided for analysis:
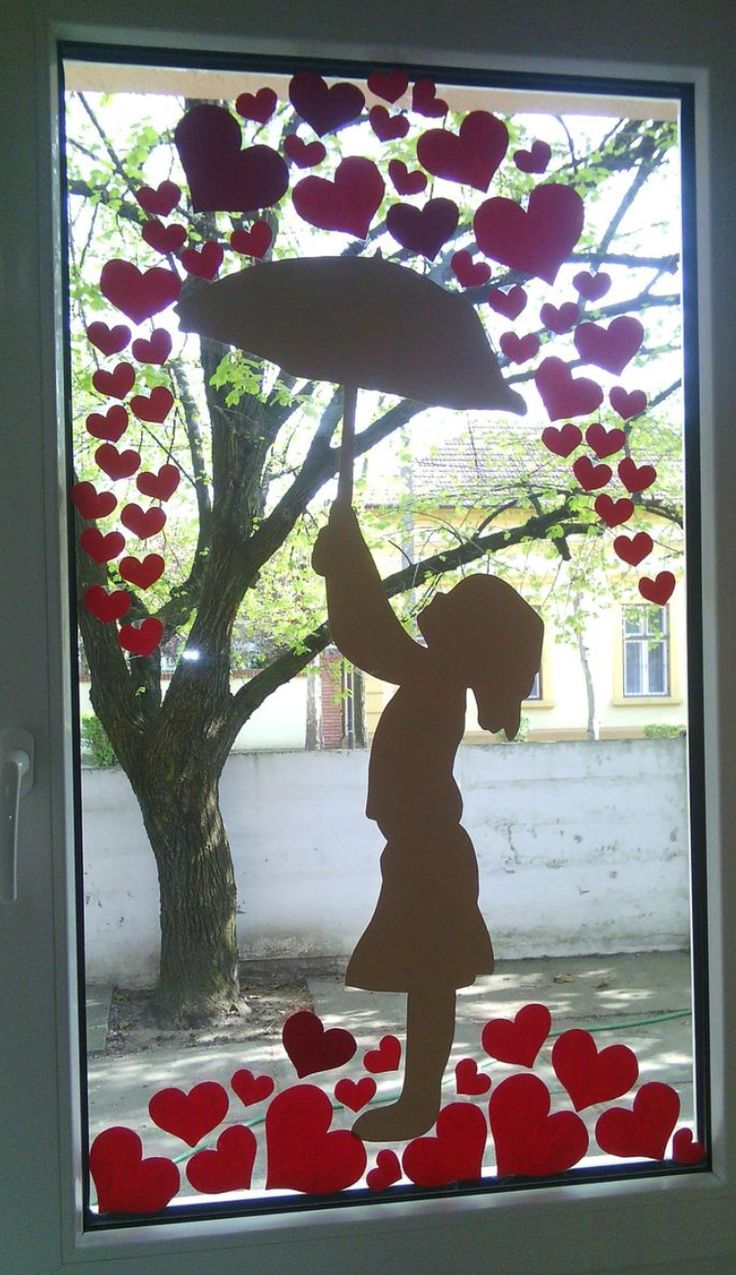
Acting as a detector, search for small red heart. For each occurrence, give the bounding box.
[179,242,224,280]
[573,455,612,491]
[490,1074,589,1177]
[386,196,459,261]
[552,1029,639,1111]
[500,331,539,365]
[412,78,448,118]
[366,1148,402,1191]
[118,617,164,657]
[282,1010,357,1078]
[141,219,187,255]
[363,1034,401,1073]
[610,386,647,421]
[475,185,584,286]
[136,464,180,502]
[618,456,657,493]
[334,1077,376,1112]
[135,181,181,217]
[121,503,167,539]
[174,105,289,213]
[289,71,365,137]
[266,1084,367,1193]
[95,443,141,480]
[87,321,131,356]
[294,157,384,240]
[573,270,611,302]
[487,285,527,320]
[100,260,181,324]
[235,87,278,124]
[535,357,603,421]
[90,1126,179,1214]
[119,553,165,589]
[283,134,326,169]
[455,1058,492,1096]
[149,1081,229,1147]
[388,159,427,196]
[575,317,644,376]
[514,140,552,174]
[540,301,580,334]
[417,110,508,193]
[481,1003,551,1067]
[402,1102,487,1187]
[672,1128,706,1165]
[585,423,625,458]
[186,1125,257,1194]
[541,423,582,458]
[130,386,174,424]
[595,1081,680,1160]
[84,585,131,623]
[231,1068,275,1107]
[86,405,128,443]
[638,571,676,605]
[80,527,125,564]
[92,362,136,400]
[595,493,635,527]
[369,105,409,142]
[367,69,409,104]
[131,328,172,367]
[230,220,273,258]
[71,482,117,520]
[613,532,654,566]
[451,249,492,288]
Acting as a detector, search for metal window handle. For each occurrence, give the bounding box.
[1,729,34,902]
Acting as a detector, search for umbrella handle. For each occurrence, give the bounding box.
[337,384,357,507]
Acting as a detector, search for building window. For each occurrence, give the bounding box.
[526,669,542,701]
[623,605,670,697]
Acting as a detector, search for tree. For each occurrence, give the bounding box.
[67,73,684,1021]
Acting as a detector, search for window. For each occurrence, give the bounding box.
[525,669,542,701]
[623,604,670,697]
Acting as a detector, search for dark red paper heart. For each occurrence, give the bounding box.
[118,618,164,657]
[585,423,625,458]
[417,110,508,192]
[638,572,676,606]
[535,357,603,421]
[86,405,128,443]
[131,328,172,367]
[540,301,580,334]
[481,1003,551,1068]
[136,464,180,502]
[231,1068,275,1107]
[80,527,126,564]
[500,331,539,365]
[130,386,174,424]
[283,134,326,169]
[573,270,611,302]
[135,181,181,217]
[90,1127,180,1215]
[71,482,117,520]
[573,455,612,491]
[84,585,131,623]
[282,1010,357,1077]
[412,78,448,118]
[455,1058,492,1096]
[119,553,165,589]
[95,443,141,480]
[369,105,409,142]
[289,71,365,137]
[487,285,527,320]
[179,242,224,279]
[230,220,273,258]
[475,184,584,285]
[148,1081,229,1147]
[451,249,491,288]
[235,87,278,124]
[293,157,384,240]
[514,140,552,174]
[363,1034,401,1073]
[92,362,135,400]
[552,1029,639,1111]
[595,1081,680,1160]
[174,105,289,213]
[366,1149,402,1191]
[672,1128,706,1165]
[541,423,582,458]
[334,1077,376,1112]
[490,1074,589,1177]
[87,321,131,356]
[614,532,653,566]
[265,1084,367,1193]
[367,69,409,104]
[575,317,644,376]
[402,1102,487,1188]
[609,386,647,421]
[618,457,657,493]
[121,503,167,539]
[186,1125,257,1194]
[141,219,187,255]
[595,493,634,527]
[100,261,181,324]
[388,159,427,196]
[385,196,458,261]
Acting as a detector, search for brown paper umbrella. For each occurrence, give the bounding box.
[176,255,525,504]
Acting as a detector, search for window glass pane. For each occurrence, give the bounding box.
[624,607,644,637]
[624,640,643,695]
[647,640,668,694]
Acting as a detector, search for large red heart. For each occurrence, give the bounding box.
[417,110,508,192]
[86,405,128,443]
[148,1081,229,1146]
[235,87,278,124]
[618,457,657,493]
[575,317,644,376]
[282,1010,357,1077]
[293,157,384,240]
[540,301,580,334]
[90,1127,180,1215]
[130,387,174,424]
[638,572,676,605]
[451,250,492,288]
[135,181,181,217]
[186,1125,257,1194]
[174,105,289,213]
[500,331,539,365]
[86,321,131,356]
[455,1058,492,1096]
[84,586,131,623]
[385,196,458,260]
[289,71,365,137]
[131,329,172,366]
[475,184,584,285]
[609,386,647,421]
[552,1029,639,1112]
[334,1077,376,1112]
[119,553,165,589]
[92,362,135,400]
[595,493,634,527]
[363,1034,401,1073]
[141,219,187,255]
[179,242,224,280]
[80,527,125,563]
[412,79,448,118]
[535,357,604,421]
[265,1084,367,1193]
[367,68,409,104]
[366,1149,402,1191]
[514,140,551,174]
[490,1074,589,1177]
[95,443,141,480]
[573,455,612,491]
[402,1102,487,1188]
[100,261,181,324]
[573,270,611,302]
[230,220,273,258]
[481,1003,551,1067]
[595,1081,680,1160]
[541,423,582,458]
[71,482,117,520]
[369,105,409,142]
[118,618,164,657]
[136,464,180,502]
[231,1068,275,1108]
[586,423,625,458]
[487,285,527,320]
[283,135,326,169]
[121,503,167,539]
[388,159,427,196]
[614,532,653,566]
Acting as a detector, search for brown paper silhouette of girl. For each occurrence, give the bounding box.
[313,499,544,1141]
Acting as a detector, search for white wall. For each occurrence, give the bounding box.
[82,738,690,986]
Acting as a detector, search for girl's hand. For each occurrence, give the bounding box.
[312,501,357,575]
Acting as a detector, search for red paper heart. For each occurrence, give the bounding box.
[412,78,448,118]
[131,328,172,366]
[585,423,625,458]
[368,69,409,104]
[135,181,181,217]
[475,184,584,285]
[230,220,273,258]
[386,196,459,260]
[334,1077,376,1112]
[118,617,164,658]
[119,553,165,589]
[293,157,384,240]
[136,464,180,502]
[573,455,612,491]
[231,1068,275,1107]
[366,1149,402,1191]
[235,87,278,124]
[417,111,508,193]
[552,1029,639,1112]
[573,270,611,302]
[174,105,289,213]
[402,1102,487,1187]
[80,527,126,563]
[369,105,409,142]
[595,493,635,527]
[86,405,128,443]
[481,1003,551,1067]
[95,443,141,480]
[541,423,582,458]
[614,532,653,566]
[90,1127,180,1215]
[265,1084,367,1193]
[289,71,365,137]
[92,362,136,400]
[100,261,181,324]
[514,140,552,174]
[487,285,527,320]
[672,1128,706,1165]
[71,482,117,520]
[575,317,644,376]
[121,503,167,539]
[618,457,657,493]
[186,1125,257,1194]
[141,219,187,255]
[490,1074,589,1177]
[86,321,131,356]
[282,1010,357,1077]
[84,585,131,623]
[149,1081,229,1147]
[388,159,427,196]
[130,386,174,424]
[455,1058,492,1096]
[500,331,539,365]
[283,134,326,169]
[363,1034,401,1073]
[595,1081,680,1160]
[535,357,603,421]
[180,242,224,279]
[451,249,491,288]
[638,572,676,605]
[540,301,580,334]
[609,386,647,421]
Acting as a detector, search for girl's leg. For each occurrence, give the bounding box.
[352,985,456,1142]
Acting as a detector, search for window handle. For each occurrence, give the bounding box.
[1,729,34,902]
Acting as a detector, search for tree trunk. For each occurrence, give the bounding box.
[577,626,599,741]
[305,662,322,750]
